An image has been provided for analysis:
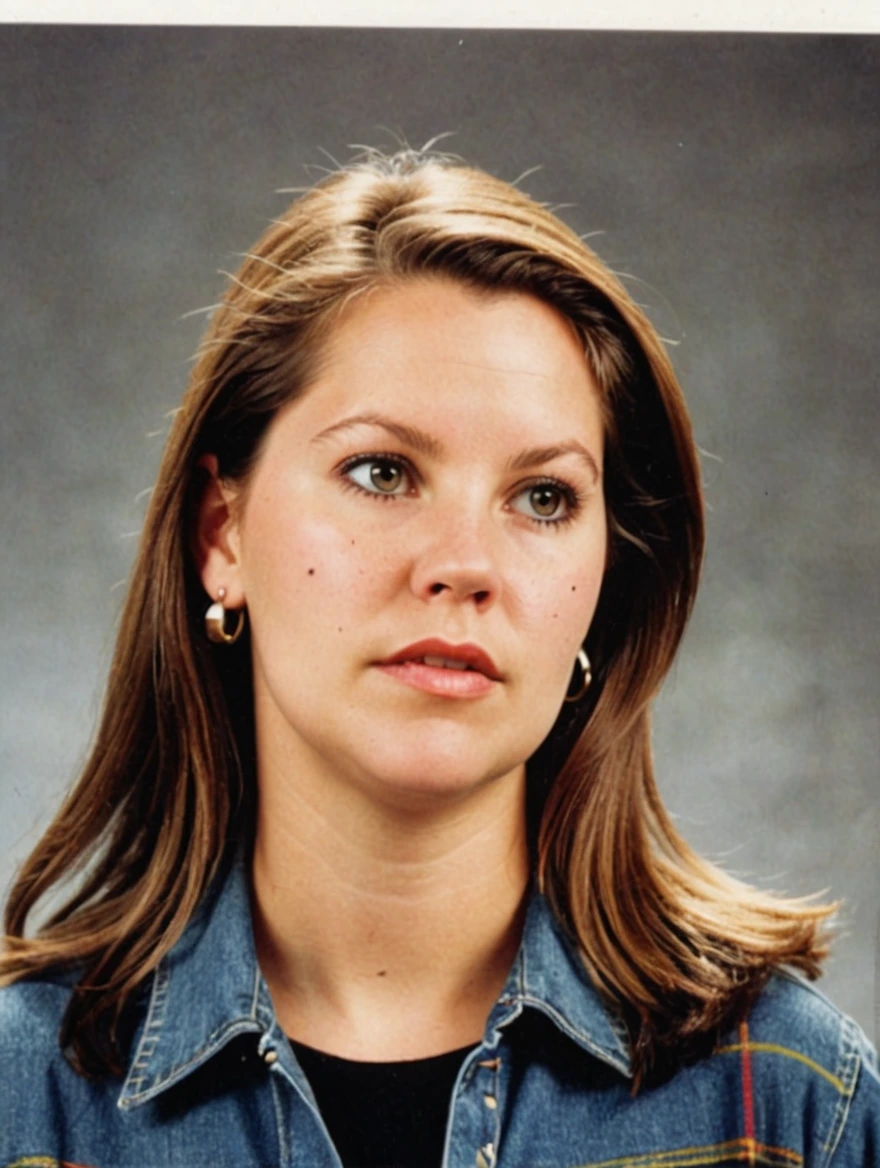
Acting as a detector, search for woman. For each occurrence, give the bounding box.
[1,148,877,1167]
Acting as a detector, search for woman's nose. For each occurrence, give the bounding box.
[408,499,503,608]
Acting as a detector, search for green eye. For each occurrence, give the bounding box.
[369,461,404,492]
[527,485,564,518]
[345,457,410,495]
[511,481,574,524]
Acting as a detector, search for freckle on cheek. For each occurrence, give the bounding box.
[308,568,315,576]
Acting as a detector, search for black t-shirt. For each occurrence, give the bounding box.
[290,1039,472,1168]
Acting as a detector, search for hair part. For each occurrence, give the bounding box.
[2,148,834,1085]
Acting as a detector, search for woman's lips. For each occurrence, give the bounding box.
[375,659,497,698]
[379,638,502,680]
[375,638,502,698]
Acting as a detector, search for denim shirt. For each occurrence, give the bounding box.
[2,853,878,1168]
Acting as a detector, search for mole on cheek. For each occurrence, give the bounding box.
[307,568,315,576]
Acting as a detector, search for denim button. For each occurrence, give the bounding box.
[263,1048,278,1065]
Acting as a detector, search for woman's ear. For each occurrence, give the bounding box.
[193,454,246,607]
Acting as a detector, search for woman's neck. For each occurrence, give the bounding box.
[250,752,530,1061]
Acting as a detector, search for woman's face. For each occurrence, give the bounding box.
[200,278,608,807]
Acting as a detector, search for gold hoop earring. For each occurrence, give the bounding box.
[563,647,592,703]
[205,587,246,645]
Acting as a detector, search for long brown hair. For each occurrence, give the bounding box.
[1,148,833,1084]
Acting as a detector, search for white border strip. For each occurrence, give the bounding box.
[2,0,879,32]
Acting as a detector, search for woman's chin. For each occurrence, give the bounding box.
[350,750,526,816]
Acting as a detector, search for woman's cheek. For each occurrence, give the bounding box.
[247,507,384,632]
[523,555,604,643]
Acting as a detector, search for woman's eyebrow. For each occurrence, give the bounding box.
[507,442,600,483]
[311,412,600,483]
[311,412,443,458]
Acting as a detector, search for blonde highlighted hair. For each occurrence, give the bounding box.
[1,149,833,1085]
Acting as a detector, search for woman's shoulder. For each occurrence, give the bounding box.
[722,969,880,1161]
[0,970,75,1059]
[0,971,102,1159]
[750,969,874,1049]
[745,968,878,1079]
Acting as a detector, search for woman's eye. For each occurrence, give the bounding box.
[344,456,412,496]
[511,482,575,524]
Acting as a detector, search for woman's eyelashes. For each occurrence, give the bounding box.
[337,452,583,529]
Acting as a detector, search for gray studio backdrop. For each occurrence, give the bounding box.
[2,29,878,1040]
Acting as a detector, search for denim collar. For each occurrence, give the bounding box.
[118,852,632,1110]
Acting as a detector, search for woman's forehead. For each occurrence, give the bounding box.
[286,278,606,454]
